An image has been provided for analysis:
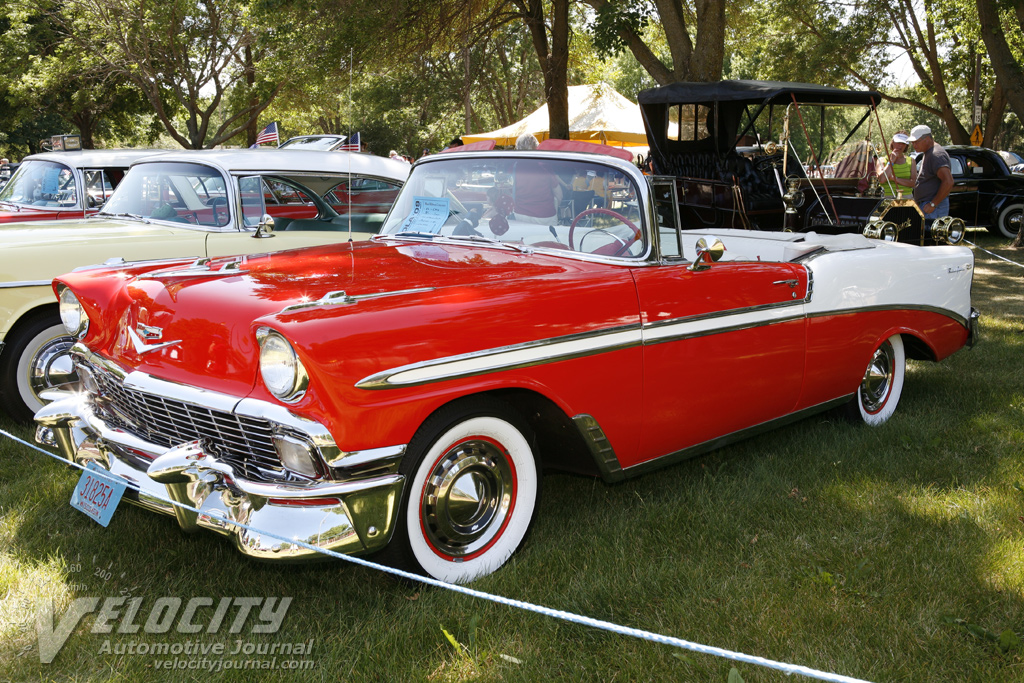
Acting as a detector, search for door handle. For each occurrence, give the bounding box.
[773,279,799,288]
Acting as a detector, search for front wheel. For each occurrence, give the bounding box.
[845,334,905,426]
[385,398,540,584]
[0,313,76,423]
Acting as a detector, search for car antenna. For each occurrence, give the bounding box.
[346,48,353,243]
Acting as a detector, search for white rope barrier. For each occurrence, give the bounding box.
[966,239,1024,270]
[1,426,873,683]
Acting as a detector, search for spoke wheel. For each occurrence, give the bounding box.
[382,398,539,584]
[846,334,905,426]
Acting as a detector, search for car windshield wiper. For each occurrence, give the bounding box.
[389,231,442,240]
[447,233,532,253]
[98,211,149,223]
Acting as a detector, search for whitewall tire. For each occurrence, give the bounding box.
[1,314,75,423]
[396,401,539,584]
[848,334,905,426]
[994,202,1022,240]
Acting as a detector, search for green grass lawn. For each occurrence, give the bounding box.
[2,231,1023,682]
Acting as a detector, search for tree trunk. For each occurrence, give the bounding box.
[515,0,570,140]
[584,0,726,85]
[244,45,259,147]
[976,0,1024,124]
[71,111,96,149]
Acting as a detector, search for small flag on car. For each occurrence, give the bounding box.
[339,132,361,151]
[253,122,279,147]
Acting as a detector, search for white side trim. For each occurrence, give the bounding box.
[644,304,804,345]
[356,327,643,389]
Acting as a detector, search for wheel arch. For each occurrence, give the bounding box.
[408,387,603,479]
[988,192,1023,220]
[1,302,59,361]
[900,331,938,362]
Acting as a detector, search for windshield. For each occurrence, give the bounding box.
[381,156,646,258]
[0,159,78,208]
[279,136,346,151]
[100,161,230,227]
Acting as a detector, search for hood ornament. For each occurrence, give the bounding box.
[128,324,182,355]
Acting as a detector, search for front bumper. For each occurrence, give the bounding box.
[35,387,405,561]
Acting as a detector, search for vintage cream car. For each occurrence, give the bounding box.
[0,149,409,421]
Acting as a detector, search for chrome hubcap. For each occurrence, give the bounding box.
[421,439,514,558]
[29,336,76,399]
[1008,210,1022,235]
[861,340,894,413]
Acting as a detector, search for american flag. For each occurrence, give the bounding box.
[254,122,279,146]
[339,132,360,151]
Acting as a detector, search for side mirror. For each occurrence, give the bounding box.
[689,236,725,271]
[254,214,275,238]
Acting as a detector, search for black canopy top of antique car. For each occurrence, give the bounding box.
[637,80,883,107]
[639,80,884,159]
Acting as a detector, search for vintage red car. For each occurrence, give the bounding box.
[37,145,978,583]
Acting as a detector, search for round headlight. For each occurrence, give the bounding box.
[258,329,308,402]
[863,220,898,242]
[928,216,966,245]
[58,287,89,337]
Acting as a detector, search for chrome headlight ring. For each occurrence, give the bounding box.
[256,327,309,403]
[927,216,966,245]
[58,286,89,338]
[863,219,898,242]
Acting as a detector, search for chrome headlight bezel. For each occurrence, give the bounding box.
[927,216,966,245]
[863,219,898,242]
[58,286,89,338]
[256,327,309,403]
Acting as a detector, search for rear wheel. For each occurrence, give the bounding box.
[990,202,1022,240]
[845,334,905,426]
[0,313,75,423]
[383,398,540,584]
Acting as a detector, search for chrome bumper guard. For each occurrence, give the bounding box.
[35,389,405,561]
[967,307,981,348]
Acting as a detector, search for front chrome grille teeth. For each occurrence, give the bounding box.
[84,360,288,482]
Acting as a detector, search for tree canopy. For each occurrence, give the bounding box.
[0,0,1021,158]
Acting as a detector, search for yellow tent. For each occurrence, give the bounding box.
[462,83,651,148]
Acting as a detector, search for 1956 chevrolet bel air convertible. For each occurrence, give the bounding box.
[36,145,979,583]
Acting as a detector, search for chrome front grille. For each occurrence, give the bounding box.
[85,361,288,482]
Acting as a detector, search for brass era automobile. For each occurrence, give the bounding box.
[638,80,964,246]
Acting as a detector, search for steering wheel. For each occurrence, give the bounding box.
[208,197,228,225]
[568,208,641,256]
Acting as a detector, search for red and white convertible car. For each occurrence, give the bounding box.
[37,144,979,583]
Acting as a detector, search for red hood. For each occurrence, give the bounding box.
[63,239,612,397]
[0,205,82,222]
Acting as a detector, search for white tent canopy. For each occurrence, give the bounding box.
[462,83,651,148]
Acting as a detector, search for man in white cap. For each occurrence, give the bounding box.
[908,124,952,219]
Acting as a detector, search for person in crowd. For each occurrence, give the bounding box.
[877,132,917,198]
[571,169,607,208]
[909,124,953,219]
[389,150,409,164]
[511,134,561,224]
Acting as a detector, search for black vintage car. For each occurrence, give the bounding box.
[638,80,963,245]
[944,146,1023,239]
